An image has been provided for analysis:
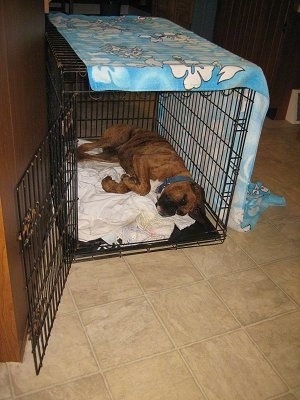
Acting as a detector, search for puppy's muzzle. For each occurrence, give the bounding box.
[155,203,176,217]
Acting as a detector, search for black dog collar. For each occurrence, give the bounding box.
[155,176,194,194]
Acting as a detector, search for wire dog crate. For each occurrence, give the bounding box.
[45,22,256,260]
[17,20,257,374]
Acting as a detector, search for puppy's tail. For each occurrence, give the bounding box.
[77,139,101,159]
[77,139,118,162]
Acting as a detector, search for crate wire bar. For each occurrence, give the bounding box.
[16,103,77,374]
[45,22,256,259]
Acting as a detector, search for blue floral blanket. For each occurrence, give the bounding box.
[48,13,285,231]
[49,13,269,95]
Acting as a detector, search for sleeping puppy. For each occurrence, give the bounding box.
[77,124,206,222]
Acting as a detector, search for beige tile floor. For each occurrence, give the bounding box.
[1,119,300,399]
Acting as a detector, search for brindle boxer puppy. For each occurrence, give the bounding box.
[77,124,206,222]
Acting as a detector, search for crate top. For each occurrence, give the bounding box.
[48,13,268,98]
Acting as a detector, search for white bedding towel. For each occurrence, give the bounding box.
[78,156,195,244]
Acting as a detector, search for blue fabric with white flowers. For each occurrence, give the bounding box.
[241,182,286,231]
[48,13,269,95]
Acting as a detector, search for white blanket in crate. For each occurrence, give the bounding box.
[78,143,195,244]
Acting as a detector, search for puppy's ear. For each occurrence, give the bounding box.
[189,183,206,223]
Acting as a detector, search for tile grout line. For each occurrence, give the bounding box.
[98,256,237,399]
[206,266,299,324]
[243,327,292,396]
[12,372,110,400]
[9,281,115,400]
[256,264,300,310]
[142,286,214,400]
[125,254,291,399]
[66,280,115,400]
[206,268,300,393]
[6,362,15,400]
[122,257,210,399]
[182,237,262,280]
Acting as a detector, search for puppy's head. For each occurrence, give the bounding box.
[156,181,206,223]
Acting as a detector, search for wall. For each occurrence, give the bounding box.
[191,0,217,41]
[213,0,300,119]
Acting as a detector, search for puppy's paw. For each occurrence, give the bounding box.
[120,173,130,181]
[102,176,115,192]
[121,174,137,185]
[101,175,131,194]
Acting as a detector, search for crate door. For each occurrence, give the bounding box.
[16,105,77,374]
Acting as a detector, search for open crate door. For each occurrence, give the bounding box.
[16,101,77,374]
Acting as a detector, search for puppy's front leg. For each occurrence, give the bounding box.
[101,176,131,194]
[121,158,151,195]
[120,175,150,196]
[102,155,151,195]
